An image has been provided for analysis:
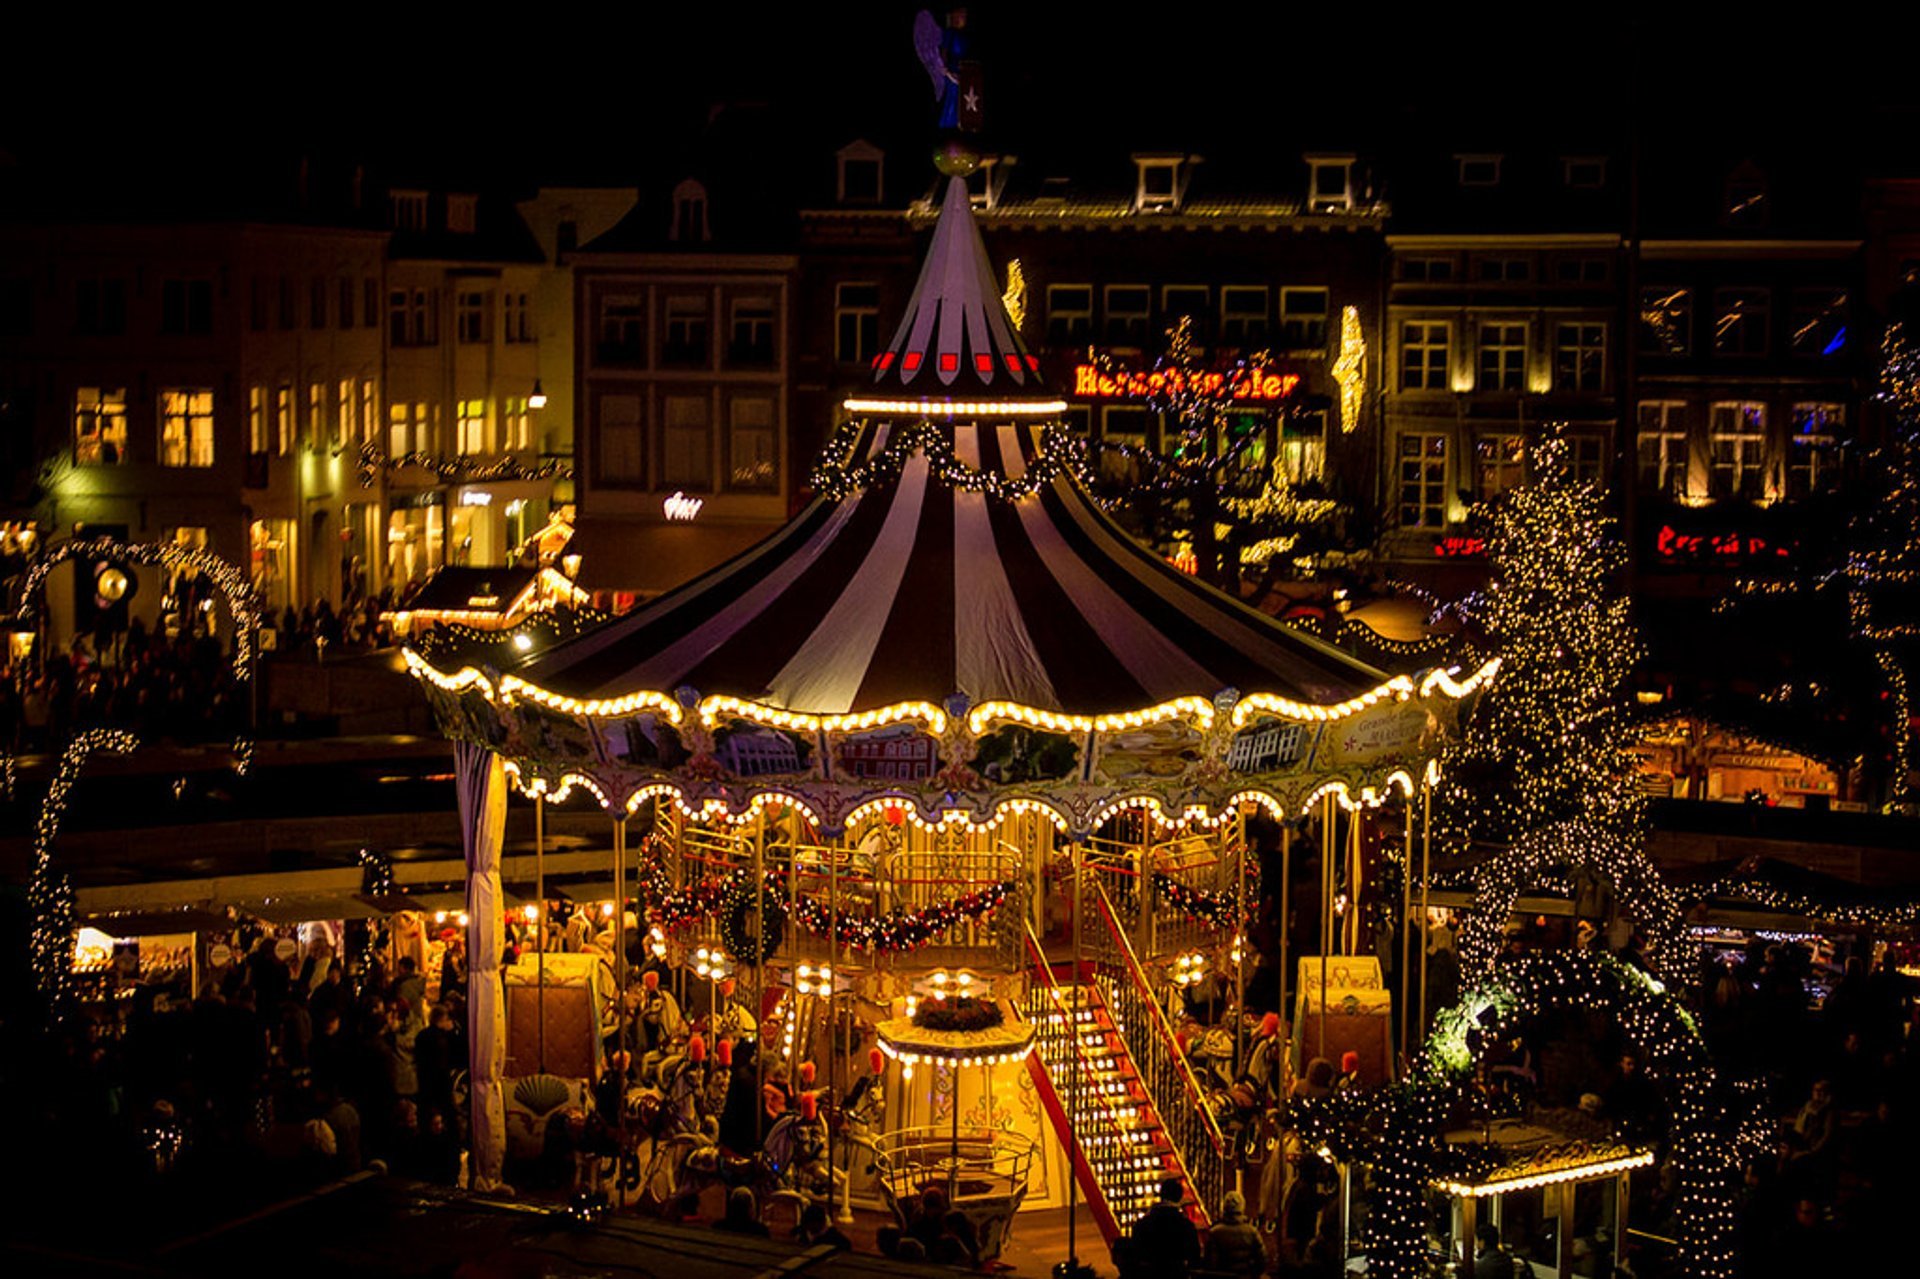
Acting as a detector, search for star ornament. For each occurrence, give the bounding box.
[963,87,980,113]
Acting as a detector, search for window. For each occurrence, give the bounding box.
[275,385,293,456]
[1708,402,1767,500]
[1277,410,1327,484]
[1401,320,1450,390]
[1046,284,1093,345]
[1789,289,1848,358]
[1135,157,1182,211]
[597,294,646,365]
[363,278,379,328]
[1788,403,1845,499]
[388,401,429,456]
[728,396,778,491]
[503,292,532,343]
[389,288,436,345]
[1474,432,1525,499]
[1398,256,1456,282]
[501,396,531,452]
[73,387,128,465]
[1279,287,1329,349]
[248,385,268,455]
[729,296,776,366]
[598,394,644,484]
[1476,257,1530,283]
[1554,322,1606,391]
[336,379,355,450]
[455,399,488,454]
[1219,287,1269,345]
[310,278,327,329]
[1570,433,1606,485]
[1398,433,1449,527]
[1162,286,1210,339]
[661,395,712,487]
[1640,287,1691,355]
[671,179,709,243]
[160,279,212,335]
[389,190,428,231]
[1104,285,1151,344]
[159,388,214,467]
[1099,406,1153,477]
[1306,154,1354,212]
[449,290,486,344]
[278,275,296,329]
[339,278,355,330]
[248,279,267,332]
[1457,154,1502,186]
[446,194,478,234]
[1563,157,1607,188]
[834,282,880,363]
[1554,257,1610,284]
[359,380,376,448]
[1221,411,1269,483]
[663,295,711,366]
[1714,289,1769,357]
[307,382,325,450]
[1478,323,1527,391]
[1636,401,1688,496]
[837,141,884,204]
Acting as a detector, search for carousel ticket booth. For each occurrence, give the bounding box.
[1436,1122,1650,1278]
[406,169,1495,1247]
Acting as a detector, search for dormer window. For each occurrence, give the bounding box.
[388,189,428,231]
[671,179,710,243]
[837,140,884,205]
[1563,156,1607,189]
[446,193,478,234]
[1134,154,1191,212]
[1305,153,1355,212]
[1456,155,1502,187]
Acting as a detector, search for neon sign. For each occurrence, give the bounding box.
[663,491,704,521]
[1654,525,1792,562]
[1432,535,1486,558]
[1073,364,1300,402]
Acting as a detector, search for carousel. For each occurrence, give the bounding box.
[407,168,1495,1254]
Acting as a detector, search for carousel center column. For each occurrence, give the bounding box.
[455,741,510,1191]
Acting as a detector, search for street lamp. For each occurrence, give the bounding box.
[529,380,548,410]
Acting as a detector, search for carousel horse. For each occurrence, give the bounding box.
[765,1092,852,1223]
[710,978,758,1045]
[636,971,689,1087]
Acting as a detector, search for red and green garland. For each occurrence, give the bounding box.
[644,869,1015,959]
[1153,872,1248,931]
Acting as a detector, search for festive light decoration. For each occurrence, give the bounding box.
[1152,872,1248,931]
[359,847,397,898]
[1001,258,1028,333]
[701,696,947,736]
[967,695,1213,736]
[29,729,139,1012]
[1332,304,1366,433]
[788,878,1013,955]
[809,418,1089,502]
[1436,424,1646,848]
[357,442,572,488]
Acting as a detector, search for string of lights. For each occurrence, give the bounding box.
[356,442,574,489]
[28,728,139,1013]
[806,419,1094,502]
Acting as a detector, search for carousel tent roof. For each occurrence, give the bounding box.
[494,177,1395,719]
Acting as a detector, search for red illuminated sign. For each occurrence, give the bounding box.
[1653,525,1793,562]
[1432,535,1486,558]
[1073,364,1301,402]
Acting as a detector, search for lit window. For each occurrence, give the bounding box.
[337,380,355,449]
[1477,323,1527,391]
[662,395,712,487]
[1219,287,1269,346]
[1474,432,1525,499]
[1277,410,1326,485]
[307,383,325,450]
[1046,284,1093,345]
[1279,287,1328,349]
[1713,289,1769,357]
[834,282,880,363]
[248,385,268,455]
[456,398,489,455]
[160,388,214,467]
[1708,402,1768,500]
[729,296,776,366]
[1104,285,1151,344]
[275,385,294,456]
[73,386,128,465]
[596,294,646,366]
[1554,322,1606,392]
[1788,403,1846,499]
[1640,287,1691,356]
[663,295,710,366]
[501,396,531,452]
[1636,402,1688,497]
[1400,321,1450,390]
[456,290,491,344]
[1789,289,1848,358]
[728,396,778,491]
[359,380,377,448]
[1398,433,1449,527]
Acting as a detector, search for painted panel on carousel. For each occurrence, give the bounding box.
[707,717,818,781]
[514,698,601,762]
[436,685,510,751]
[832,723,941,784]
[968,723,1079,785]
[1224,715,1317,775]
[594,713,690,771]
[1309,701,1434,770]
[1090,718,1203,785]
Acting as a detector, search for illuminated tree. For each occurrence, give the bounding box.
[1848,324,1920,810]
[1437,423,1646,848]
[1086,318,1344,589]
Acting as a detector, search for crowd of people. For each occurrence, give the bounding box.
[271,585,413,658]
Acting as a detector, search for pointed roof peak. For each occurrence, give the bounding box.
[860,176,1054,408]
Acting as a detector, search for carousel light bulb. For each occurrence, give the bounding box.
[435,911,448,924]
[523,905,539,922]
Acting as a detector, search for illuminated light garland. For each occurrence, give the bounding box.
[839,397,1069,417]
[1229,677,1417,729]
[841,795,1071,835]
[1332,304,1367,433]
[17,539,264,678]
[357,441,572,489]
[1152,872,1249,931]
[966,696,1213,736]
[1419,659,1500,699]
[874,1033,1035,1069]
[809,418,1093,503]
[359,847,397,898]
[496,676,684,724]
[700,696,948,736]
[790,880,1014,956]
[29,728,139,1013]
[1435,1147,1655,1198]
[1689,874,1920,931]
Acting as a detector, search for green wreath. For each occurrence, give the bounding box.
[720,875,786,965]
